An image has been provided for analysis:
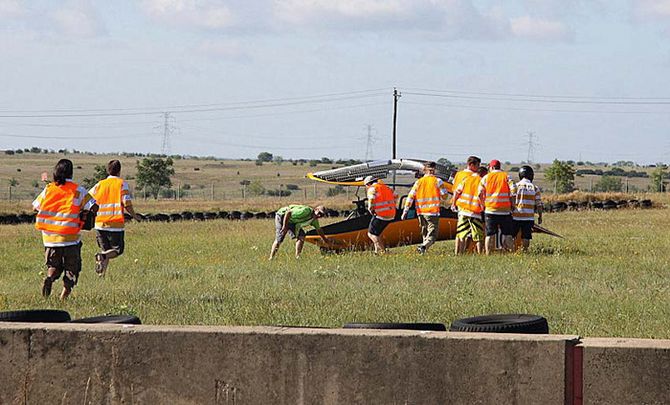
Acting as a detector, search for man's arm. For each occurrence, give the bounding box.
[281,211,292,234]
[401,182,418,220]
[316,227,329,243]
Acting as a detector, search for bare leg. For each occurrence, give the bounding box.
[475,241,484,254]
[60,286,71,300]
[368,233,385,253]
[295,236,305,258]
[269,240,282,260]
[454,238,462,255]
[485,236,496,255]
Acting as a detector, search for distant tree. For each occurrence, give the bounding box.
[248,180,265,196]
[309,160,319,167]
[257,152,273,162]
[80,164,109,189]
[437,158,455,170]
[255,160,263,166]
[135,157,175,199]
[544,160,575,193]
[273,155,284,165]
[594,176,622,192]
[8,178,18,200]
[320,157,333,164]
[650,166,667,192]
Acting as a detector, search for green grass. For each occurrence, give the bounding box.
[1,208,669,339]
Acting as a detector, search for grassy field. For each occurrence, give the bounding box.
[1,207,669,339]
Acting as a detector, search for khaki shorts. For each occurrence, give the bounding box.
[44,243,82,288]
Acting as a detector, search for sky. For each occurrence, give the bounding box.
[1,0,670,164]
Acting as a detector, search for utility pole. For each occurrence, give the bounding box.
[392,88,401,187]
[526,131,536,164]
[392,88,400,160]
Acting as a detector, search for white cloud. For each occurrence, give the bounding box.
[511,16,570,41]
[633,0,670,20]
[141,0,235,30]
[195,38,248,59]
[51,1,106,38]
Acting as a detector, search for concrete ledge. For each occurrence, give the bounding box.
[0,324,578,405]
[581,338,670,405]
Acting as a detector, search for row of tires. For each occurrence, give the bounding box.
[546,199,653,213]
[0,310,141,325]
[0,310,548,334]
[0,208,349,225]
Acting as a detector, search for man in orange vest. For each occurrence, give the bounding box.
[401,161,449,254]
[89,160,139,276]
[450,156,481,254]
[451,158,486,254]
[364,176,396,253]
[478,159,517,254]
[33,159,97,300]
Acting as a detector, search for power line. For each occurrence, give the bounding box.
[526,132,536,164]
[402,100,670,115]
[0,91,388,118]
[402,87,670,101]
[403,91,670,106]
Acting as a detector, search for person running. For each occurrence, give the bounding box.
[401,161,449,254]
[88,160,139,277]
[512,165,543,252]
[450,156,481,254]
[478,159,517,254]
[269,204,330,259]
[451,161,486,254]
[364,176,397,253]
[33,159,96,300]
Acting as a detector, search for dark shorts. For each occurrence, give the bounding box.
[275,214,305,243]
[44,242,82,288]
[96,230,125,255]
[484,213,513,237]
[368,217,392,236]
[513,220,534,240]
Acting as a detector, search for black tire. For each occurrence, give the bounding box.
[0,309,71,323]
[343,322,447,331]
[70,315,142,325]
[450,314,548,334]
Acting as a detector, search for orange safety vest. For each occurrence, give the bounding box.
[35,182,82,235]
[456,173,483,214]
[369,181,396,220]
[92,177,126,227]
[414,175,443,215]
[483,171,512,212]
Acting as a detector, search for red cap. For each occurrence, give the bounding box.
[489,159,501,168]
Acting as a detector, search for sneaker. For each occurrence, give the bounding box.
[42,277,52,297]
[95,253,108,276]
[416,245,426,255]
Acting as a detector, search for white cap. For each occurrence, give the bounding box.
[363,175,376,185]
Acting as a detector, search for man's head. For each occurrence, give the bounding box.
[519,165,534,182]
[363,176,376,187]
[423,161,437,175]
[477,167,488,177]
[466,155,481,171]
[314,205,327,218]
[489,159,501,170]
[107,160,121,176]
[53,159,73,185]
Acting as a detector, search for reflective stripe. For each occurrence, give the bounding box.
[416,197,440,202]
[99,203,122,209]
[36,217,80,228]
[38,210,79,219]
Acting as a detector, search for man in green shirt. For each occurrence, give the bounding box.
[269,205,329,260]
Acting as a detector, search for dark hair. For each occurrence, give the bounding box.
[424,161,437,169]
[466,156,481,166]
[107,160,121,176]
[53,159,73,185]
[477,167,489,177]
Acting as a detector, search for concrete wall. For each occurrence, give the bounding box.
[0,324,578,405]
[581,337,670,405]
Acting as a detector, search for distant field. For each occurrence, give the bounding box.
[1,152,668,214]
[1,208,669,339]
